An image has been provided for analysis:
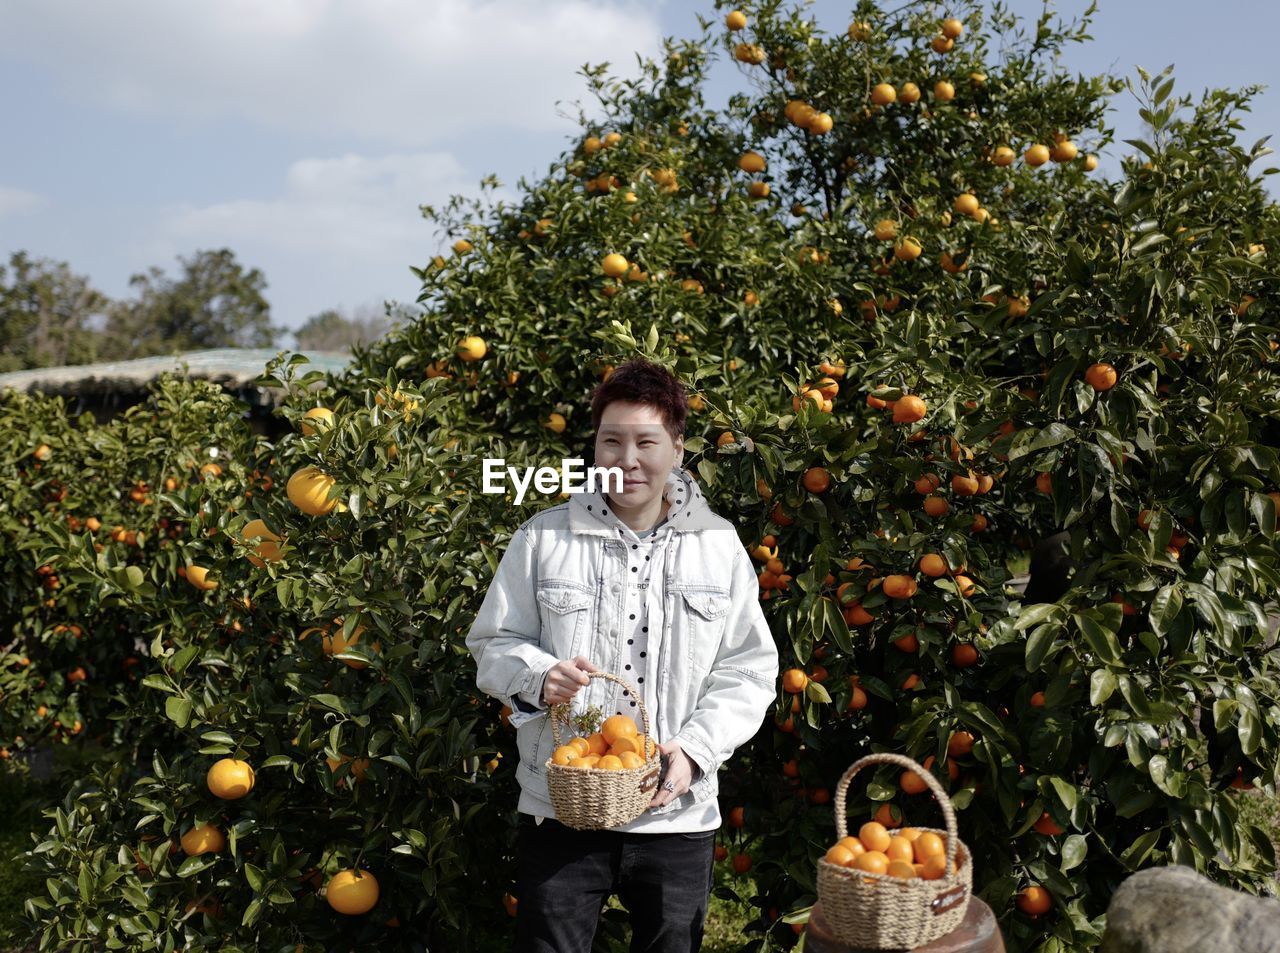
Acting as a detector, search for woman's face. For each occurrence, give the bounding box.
[594,401,683,510]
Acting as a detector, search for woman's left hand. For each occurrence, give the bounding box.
[648,741,697,809]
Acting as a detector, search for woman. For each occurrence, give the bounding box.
[466,357,778,952]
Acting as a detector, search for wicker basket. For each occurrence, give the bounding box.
[816,753,973,950]
[544,671,662,830]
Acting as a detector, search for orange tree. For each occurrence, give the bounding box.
[5,2,1280,951]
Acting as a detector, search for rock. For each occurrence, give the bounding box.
[1100,866,1280,953]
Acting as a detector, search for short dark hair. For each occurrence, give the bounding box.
[589,358,687,441]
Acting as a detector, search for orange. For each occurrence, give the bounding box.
[887,860,916,879]
[825,844,857,867]
[1033,812,1064,836]
[915,473,941,495]
[920,853,948,880]
[882,574,917,599]
[731,853,753,873]
[873,219,897,241]
[782,669,809,693]
[717,431,737,449]
[885,837,914,863]
[898,828,922,843]
[843,603,874,626]
[1035,471,1054,495]
[919,554,948,577]
[858,822,892,853]
[738,151,766,174]
[892,395,926,423]
[326,869,380,915]
[568,737,591,757]
[953,193,979,217]
[1050,139,1079,162]
[287,466,339,516]
[874,803,903,829]
[597,755,624,771]
[854,851,890,875]
[941,17,963,38]
[206,758,255,799]
[924,754,958,782]
[894,238,922,261]
[601,254,629,278]
[899,82,921,103]
[609,736,643,757]
[991,145,1016,166]
[180,823,225,856]
[933,81,955,101]
[584,733,609,757]
[952,472,979,496]
[551,745,576,766]
[870,83,896,105]
[601,714,638,745]
[900,769,928,795]
[1017,885,1052,916]
[836,836,866,857]
[1085,362,1117,391]
[1030,691,1046,708]
[923,495,949,517]
[725,10,747,30]
[948,731,975,757]
[892,632,919,653]
[953,575,977,598]
[1024,144,1050,166]
[569,755,600,769]
[931,35,954,53]
[618,751,644,769]
[913,832,945,863]
[950,643,978,668]
[802,467,831,494]
[848,685,868,710]
[728,806,745,829]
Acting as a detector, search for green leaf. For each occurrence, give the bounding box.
[169,645,200,676]
[1149,585,1182,638]
[165,696,193,728]
[1048,777,1079,812]
[1025,623,1060,672]
[244,863,266,892]
[1015,603,1062,631]
[1061,834,1087,872]
[1120,830,1162,867]
[805,680,832,704]
[1089,670,1117,706]
[176,855,217,878]
[1076,614,1120,663]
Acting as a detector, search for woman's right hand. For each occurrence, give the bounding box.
[542,656,599,705]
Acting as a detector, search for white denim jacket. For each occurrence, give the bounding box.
[465,468,778,831]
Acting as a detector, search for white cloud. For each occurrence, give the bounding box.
[0,0,665,147]
[0,186,47,217]
[136,150,496,327]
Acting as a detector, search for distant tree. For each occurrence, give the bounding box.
[101,248,283,359]
[0,251,107,372]
[292,302,407,352]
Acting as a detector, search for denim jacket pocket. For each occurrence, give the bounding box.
[677,587,731,671]
[535,582,594,659]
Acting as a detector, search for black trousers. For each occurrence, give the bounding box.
[513,814,716,953]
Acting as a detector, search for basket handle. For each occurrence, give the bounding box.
[834,752,961,873]
[549,671,653,752]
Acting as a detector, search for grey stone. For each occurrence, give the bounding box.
[1101,865,1280,953]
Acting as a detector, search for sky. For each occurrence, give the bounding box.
[0,1,1274,350]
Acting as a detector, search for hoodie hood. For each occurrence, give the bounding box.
[568,466,719,537]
